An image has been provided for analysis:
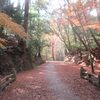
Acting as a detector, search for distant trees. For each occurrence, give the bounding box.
[27,0,50,58]
[49,0,100,72]
[2,0,100,67]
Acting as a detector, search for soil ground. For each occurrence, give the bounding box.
[0,61,100,100]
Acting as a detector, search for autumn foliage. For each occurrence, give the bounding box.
[0,38,7,48]
[0,13,28,48]
[56,1,100,30]
[51,0,100,50]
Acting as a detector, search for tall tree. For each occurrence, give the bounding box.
[0,0,6,12]
[17,0,21,11]
[23,0,30,33]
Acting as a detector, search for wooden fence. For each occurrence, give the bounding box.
[80,67,100,90]
[0,68,16,95]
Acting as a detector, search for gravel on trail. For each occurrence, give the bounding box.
[0,61,100,100]
[45,62,80,100]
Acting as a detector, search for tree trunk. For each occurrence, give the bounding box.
[38,47,41,57]
[72,26,88,50]
[0,0,5,12]
[52,47,55,61]
[52,43,56,61]
[17,0,21,11]
[23,0,30,33]
[90,53,95,73]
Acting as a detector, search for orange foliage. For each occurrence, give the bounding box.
[0,38,8,48]
[59,1,100,29]
[69,18,81,26]
[0,13,28,39]
[52,0,100,37]
[84,21,100,30]
[84,25,100,30]
[0,13,28,48]
[56,19,68,24]
[81,18,87,24]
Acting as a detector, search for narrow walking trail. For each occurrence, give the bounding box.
[45,62,80,100]
[0,61,100,100]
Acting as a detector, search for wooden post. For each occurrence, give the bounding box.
[80,67,86,78]
[12,68,17,81]
[6,77,9,81]
[98,73,100,90]
[80,67,83,78]
[0,80,2,95]
[88,73,92,83]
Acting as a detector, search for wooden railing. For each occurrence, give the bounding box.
[0,68,16,95]
[80,67,100,90]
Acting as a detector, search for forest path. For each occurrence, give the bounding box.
[45,62,80,100]
[0,61,100,100]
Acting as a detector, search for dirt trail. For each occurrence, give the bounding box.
[0,61,100,100]
[45,62,80,100]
